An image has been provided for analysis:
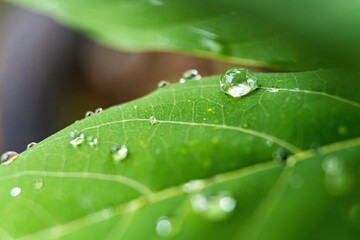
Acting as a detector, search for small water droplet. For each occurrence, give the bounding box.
[10,186,22,197]
[183,180,206,193]
[111,144,128,163]
[95,108,103,114]
[338,125,348,135]
[70,133,85,147]
[85,111,94,118]
[69,130,79,139]
[87,136,98,147]
[133,105,138,110]
[33,179,43,189]
[156,216,172,237]
[220,67,258,98]
[288,175,304,189]
[157,80,170,88]
[273,148,289,162]
[242,123,249,128]
[191,192,237,221]
[267,88,279,93]
[349,204,360,226]
[322,156,351,195]
[27,142,37,149]
[1,151,19,165]
[149,116,157,125]
[179,69,201,83]
[265,140,273,147]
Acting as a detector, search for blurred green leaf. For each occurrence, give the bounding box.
[0,70,359,239]
[8,0,360,69]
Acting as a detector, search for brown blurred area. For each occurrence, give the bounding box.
[0,3,235,153]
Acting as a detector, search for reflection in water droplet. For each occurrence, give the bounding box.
[111,144,128,163]
[85,111,94,118]
[338,125,348,135]
[289,175,304,189]
[183,180,206,193]
[191,192,237,221]
[157,80,171,88]
[95,108,103,114]
[156,216,172,237]
[70,133,85,147]
[33,179,43,190]
[10,186,22,197]
[220,67,258,98]
[179,69,201,83]
[149,116,157,125]
[27,142,37,149]
[87,136,98,147]
[322,156,351,195]
[1,151,19,165]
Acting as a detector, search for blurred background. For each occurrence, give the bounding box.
[0,3,237,153]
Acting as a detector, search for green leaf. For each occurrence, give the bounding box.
[0,70,359,239]
[8,0,360,69]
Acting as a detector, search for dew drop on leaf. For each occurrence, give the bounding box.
[33,179,43,190]
[322,156,351,195]
[95,108,103,114]
[149,116,157,125]
[85,111,94,118]
[27,142,37,149]
[70,133,85,147]
[183,180,206,193]
[157,80,171,88]
[220,67,258,98]
[87,136,98,147]
[111,144,128,163]
[191,192,237,221]
[69,130,79,139]
[156,216,172,237]
[10,186,22,197]
[0,151,19,165]
[267,88,279,93]
[179,69,201,83]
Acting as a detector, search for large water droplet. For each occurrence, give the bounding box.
[183,180,206,193]
[87,136,98,147]
[157,80,171,88]
[156,216,172,237]
[179,69,201,83]
[220,67,258,98]
[191,192,237,221]
[111,144,128,163]
[70,133,85,147]
[27,142,37,149]
[10,186,22,197]
[1,151,19,165]
[149,116,157,125]
[95,108,103,114]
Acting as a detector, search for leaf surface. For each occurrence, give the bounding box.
[0,70,359,239]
